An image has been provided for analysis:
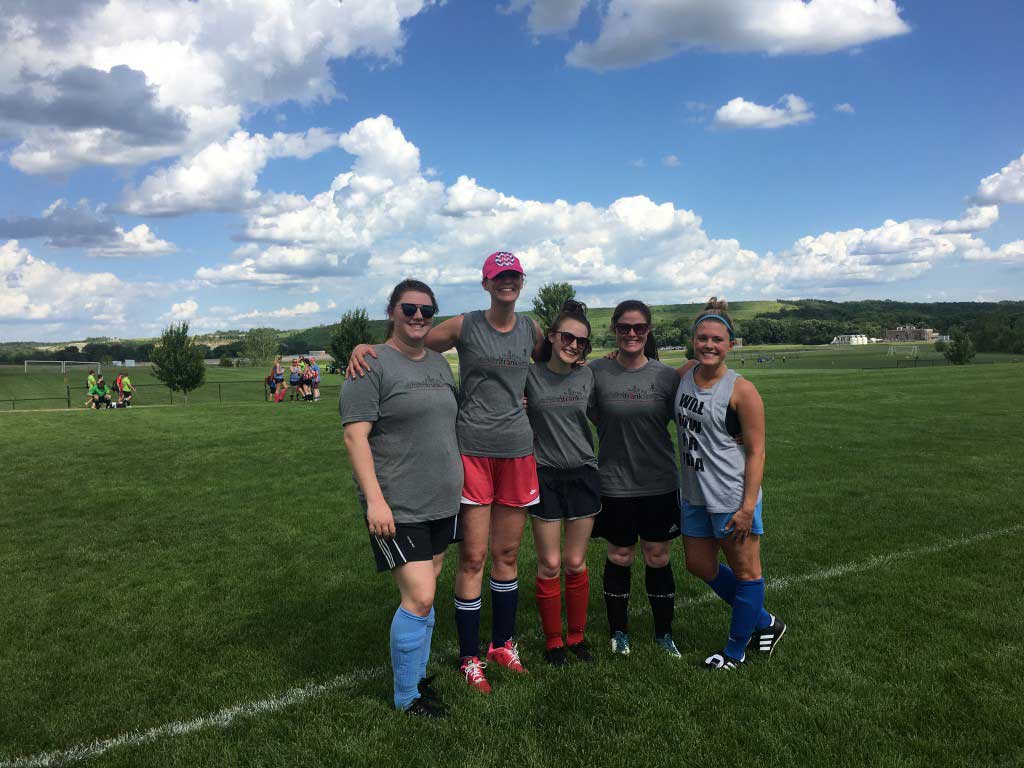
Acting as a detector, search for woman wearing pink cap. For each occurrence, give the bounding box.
[347,252,544,692]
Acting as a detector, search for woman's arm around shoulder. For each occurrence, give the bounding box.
[425,314,464,354]
[530,317,545,361]
[676,359,698,379]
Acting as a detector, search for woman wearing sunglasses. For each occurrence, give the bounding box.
[347,252,544,692]
[525,300,600,666]
[340,279,463,718]
[588,300,683,658]
[676,298,786,670]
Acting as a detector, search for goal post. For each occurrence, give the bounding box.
[24,360,102,375]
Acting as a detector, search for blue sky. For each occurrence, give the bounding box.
[1,0,1022,342]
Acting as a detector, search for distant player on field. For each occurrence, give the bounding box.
[340,279,461,719]
[676,298,786,670]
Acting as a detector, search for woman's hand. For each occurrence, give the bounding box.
[724,504,755,542]
[346,344,377,379]
[366,499,397,539]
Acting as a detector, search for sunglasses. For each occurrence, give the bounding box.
[555,331,591,354]
[614,322,650,336]
[399,303,437,319]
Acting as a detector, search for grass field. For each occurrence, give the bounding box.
[2,342,1020,411]
[2,364,1023,767]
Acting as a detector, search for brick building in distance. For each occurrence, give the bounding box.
[884,325,938,342]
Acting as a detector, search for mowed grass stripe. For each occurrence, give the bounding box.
[2,523,1021,768]
[1,366,1022,766]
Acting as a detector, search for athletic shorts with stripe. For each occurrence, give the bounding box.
[592,491,681,546]
[530,465,601,522]
[368,514,459,573]
[460,454,540,508]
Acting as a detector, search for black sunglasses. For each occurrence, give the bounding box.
[399,303,437,319]
[614,322,650,336]
[554,331,591,354]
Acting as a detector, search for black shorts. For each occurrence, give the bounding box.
[368,514,458,573]
[530,465,602,522]
[593,491,681,546]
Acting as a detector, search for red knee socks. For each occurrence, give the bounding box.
[565,569,590,646]
[535,576,563,649]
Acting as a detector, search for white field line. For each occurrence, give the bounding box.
[627,524,1024,611]
[0,667,385,768]
[3,524,1022,768]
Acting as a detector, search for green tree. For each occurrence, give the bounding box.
[242,327,280,366]
[151,322,206,403]
[531,282,576,331]
[943,327,976,365]
[330,308,374,369]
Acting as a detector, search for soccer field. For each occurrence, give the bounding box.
[1,365,1023,767]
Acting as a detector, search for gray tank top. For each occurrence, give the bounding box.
[676,366,761,513]
[456,310,537,457]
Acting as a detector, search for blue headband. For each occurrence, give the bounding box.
[693,313,734,340]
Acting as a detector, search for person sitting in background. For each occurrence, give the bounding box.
[90,376,112,409]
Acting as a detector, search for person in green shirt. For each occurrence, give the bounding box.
[84,369,98,408]
[89,377,112,409]
[119,375,135,407]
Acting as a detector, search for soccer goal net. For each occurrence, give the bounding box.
[886,345,919,358]
[24,360,102,375]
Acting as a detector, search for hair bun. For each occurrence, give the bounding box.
[561,299,587,315]
[704,296,729,312]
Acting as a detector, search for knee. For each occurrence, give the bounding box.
[537,554,561,580]
[685,559,718,581]
[459,550,487,576]
[641,547,670,568]
[491,542,521,569]
[404,595,434,617]
[732,563,762,581]
[606,548,633,567]
[563,556,587,576]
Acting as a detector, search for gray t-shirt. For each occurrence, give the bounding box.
[677,365,761,514]
[455,309,537,458]
[339,345,463,523]
[588,357,680,497]
[526,363,597,470]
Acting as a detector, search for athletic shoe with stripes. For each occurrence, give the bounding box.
[749,614,787,656]
[655,634,682,658]
[486,640,528,672]
[460,657,491,693]
[704,652,744,671]
[610,630,631,656]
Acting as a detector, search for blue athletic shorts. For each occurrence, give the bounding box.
[682,499,763,539]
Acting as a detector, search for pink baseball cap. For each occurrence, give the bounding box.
[482,251,525,280]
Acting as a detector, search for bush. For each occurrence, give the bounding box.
[218,357,235,368]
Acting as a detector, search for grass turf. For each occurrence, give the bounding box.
[1,365,1023,767]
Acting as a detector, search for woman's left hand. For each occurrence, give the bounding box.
[724,504,755,542]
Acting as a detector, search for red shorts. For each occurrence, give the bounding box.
[460,454,540,508]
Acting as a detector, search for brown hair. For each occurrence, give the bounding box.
[692,297,735,339]
[611,299,658,360]
[385,278,439,339]
[538,299,591,362]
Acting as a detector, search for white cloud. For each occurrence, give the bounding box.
[662,154,680,168]
[834,102,856,114]
[120,129,339,216]
[167,299,199,320]
[964,240,1024,263]
[2,0,434,174]
[0,239,125,323]
[231,301,321,321]
[977,153,1024,205]
[508,0,910,71]
[713,94,814,129]
[503,0,588,34]
[188,114,1017,305]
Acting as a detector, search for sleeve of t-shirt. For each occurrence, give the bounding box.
[339,359,383,425]
[586,361,601,423]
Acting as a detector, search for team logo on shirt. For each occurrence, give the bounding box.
[482,349,530,369]
[606,382,659,402]
[407,373,454,391]
[536,384,588,407]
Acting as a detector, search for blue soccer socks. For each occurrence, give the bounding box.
[705,564,772,631]
[454,594,482,661]
[419,606,435,680]
[390,606,428,710]
[725,578,766,661]
[490,577,519,647]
